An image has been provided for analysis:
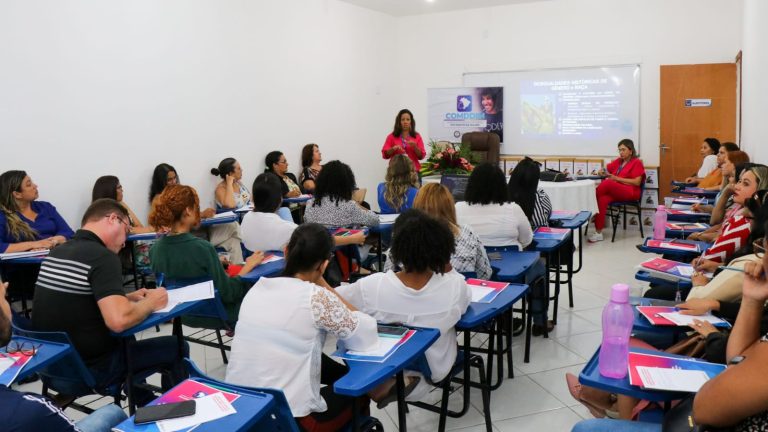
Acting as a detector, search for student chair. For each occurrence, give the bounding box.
[10,323,164,414]
[606,177,646,242]
[406,351,493,432]
[184,359,384,432]
[164,276,233,364]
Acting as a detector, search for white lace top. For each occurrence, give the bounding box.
[225,277,377,417]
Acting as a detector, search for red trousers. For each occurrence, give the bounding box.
[595,180,641,231]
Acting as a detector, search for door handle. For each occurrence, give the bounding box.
[659,144,670,152]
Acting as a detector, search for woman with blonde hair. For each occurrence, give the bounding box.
[385,183,492,279]
[377,154,419,214]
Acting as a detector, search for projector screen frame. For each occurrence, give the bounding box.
[463,63,642,158]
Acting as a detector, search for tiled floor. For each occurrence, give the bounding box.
[15,226,650,431]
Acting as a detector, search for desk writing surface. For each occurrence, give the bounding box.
[113,377,276,432]
[1,336,73,385]
[490,250,540,282]
[457,283,528,330]
[558,211,592,229]
[238,252,285,283]
[579,346,693,402]
[111,300,204,338]
[334,327,439,396]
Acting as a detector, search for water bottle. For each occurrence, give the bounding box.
[599,283,634,379]
[653,205,667,240]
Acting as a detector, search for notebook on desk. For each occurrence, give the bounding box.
[628,351,725,392]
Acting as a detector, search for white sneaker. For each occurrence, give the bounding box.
[587,232,604,243]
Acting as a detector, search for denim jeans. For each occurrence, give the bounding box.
[75,404,128,432]
[572,419,661,432]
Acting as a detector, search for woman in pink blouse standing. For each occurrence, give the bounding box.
[588,139,646,243]
[381,109,426,171]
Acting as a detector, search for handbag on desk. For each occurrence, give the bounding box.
[540,169,568,182]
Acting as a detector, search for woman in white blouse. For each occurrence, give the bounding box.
[337,209,472,402]
[685,138,721,184]
[455,163,533,249]
[225,223,378,430]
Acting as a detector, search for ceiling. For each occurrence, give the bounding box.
[338,0,551,17]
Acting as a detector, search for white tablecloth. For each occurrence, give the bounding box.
[423,175,599,215]
[539,179,599,214]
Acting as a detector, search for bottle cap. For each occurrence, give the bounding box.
[610,283,630,303]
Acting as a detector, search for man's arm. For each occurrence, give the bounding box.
[97,289,168,333]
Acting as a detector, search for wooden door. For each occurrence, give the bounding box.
[659,64,737,201]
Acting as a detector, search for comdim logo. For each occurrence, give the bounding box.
[457,95,472,112]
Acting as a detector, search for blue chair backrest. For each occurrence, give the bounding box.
[10,322,98,396]
[184,359,299,431]
[459,271,477,279]
[164,276,231,327]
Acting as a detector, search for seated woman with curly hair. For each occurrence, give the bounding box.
[148,185,264,326]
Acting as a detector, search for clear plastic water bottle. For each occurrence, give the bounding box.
[599,283,635,379]
[653,205,667,240]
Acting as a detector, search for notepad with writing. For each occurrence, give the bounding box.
[154,280,216,314]
[261,253,284,264]
[534,226,569,240]
[644,239,700,252]
[333,330,415,363]
[627,351,725,392]
[466,278,509,303]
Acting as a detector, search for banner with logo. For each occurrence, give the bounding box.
[427,87,504,143]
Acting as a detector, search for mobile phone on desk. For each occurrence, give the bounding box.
[134,400,196,425]
[377,324,409,338]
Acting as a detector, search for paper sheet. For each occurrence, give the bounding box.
[0,357,15,377]
[206,211,236,220]
[378,214,399,224]
[636,366,710,392]
[675,266,694,277]
[155,280,216,313]
[157,393,237,432]
[261,254,284,264]
[657,312,728,327]
[346,335,400,358]
[469,285,495,303]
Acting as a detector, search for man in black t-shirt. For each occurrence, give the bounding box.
[0,278,128,431]
[32,199,187,403]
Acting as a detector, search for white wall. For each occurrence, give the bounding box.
[740,0,768,163]
[395,0,743,166]
[0,0,396,226]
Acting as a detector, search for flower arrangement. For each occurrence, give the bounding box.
[419,141,476,177]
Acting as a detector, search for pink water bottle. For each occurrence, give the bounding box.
[653,205,667,240]
[599,283,634,379]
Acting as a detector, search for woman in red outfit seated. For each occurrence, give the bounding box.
[588,139,645,243]
[381,109,426,171]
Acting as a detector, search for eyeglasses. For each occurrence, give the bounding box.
[108,215,131,234]
[6,340,40,356]
[754,238,766,259]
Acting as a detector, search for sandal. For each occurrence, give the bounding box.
[376,376,421,409]
[565,373,606,418]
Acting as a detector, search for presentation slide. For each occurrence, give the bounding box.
[464,65,640,156]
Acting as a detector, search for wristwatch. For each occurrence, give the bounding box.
[728,355,746,365]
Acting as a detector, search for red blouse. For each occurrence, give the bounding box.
[381,132,425,170]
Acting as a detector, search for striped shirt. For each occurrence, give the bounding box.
[531,189,553,228]
[32,230,126,363]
